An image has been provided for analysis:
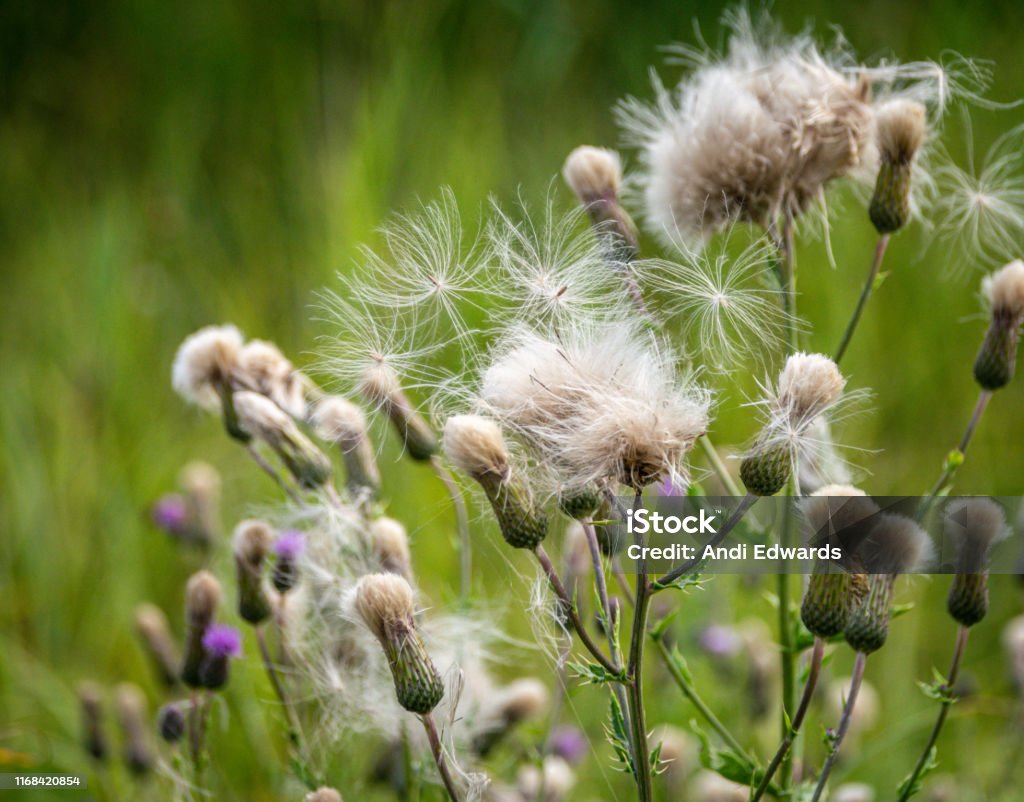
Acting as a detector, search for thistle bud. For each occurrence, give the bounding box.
[845,514,932,654]
[156,702,187,744]
[272,529,306,594]
[358,364,437,460]
[233,519,274,624]
[77,681,108,762]
[868,100,926,234]
[471,678,549,756]
[442,415,548,549]
[562,145,638,261]
[114,683,155,776]
[740,441,792,497]
[945,498,1008,627]
[369,517,413,581]
[133,603,180,687]
[973,260,1024,390]
[199,624,242,690]
[306,789,344,802]
[313,396,381,499]
[353,574,444,714]
[233,391,333,488]
[557,485,601,520]
[179,460,221,543]
[181,570,222,688]
[237,339,309,419]
[171,324,250,440]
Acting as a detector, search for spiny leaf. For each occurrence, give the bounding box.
[897,746,939,799]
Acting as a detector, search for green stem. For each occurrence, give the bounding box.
[430,457,472,601]
[834,235,890,364]
[918,390,992,520]
[778,475,800,788]
[810,651,868,802]
[897,625,970,802]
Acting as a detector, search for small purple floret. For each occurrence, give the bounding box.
[549,726,589,765]
[202,624,242,658]
[274,529,306,560]
[152,494,189,532]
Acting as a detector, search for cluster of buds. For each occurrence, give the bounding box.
[973,260,1024,391]
[442,415,548,549]
[353,573,444,715]
[741,354,846,496]
[868,100,927,234]
[944,498,1007,627]
[562,145,638,262]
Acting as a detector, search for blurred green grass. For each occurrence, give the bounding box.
[2,1,1024,800]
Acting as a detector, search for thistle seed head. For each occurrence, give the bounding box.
[562,146,622,203]
[975,260,1024,389]
[442,414,510,482]
[517,756,576,802]
[237,338,309,419]
[369,517,414,581]
[358,363,437,460]
[870,100,927,233]
[313,395,381,498]
[171,324,244,410]
[133,603,180,687]
[776,353,846,422]
[945,498,1008,626]
[233,519,274,623]
[234,391,333,487]
[862,513,934,575]
[1002,614,1024,691]
[353,574,444,714]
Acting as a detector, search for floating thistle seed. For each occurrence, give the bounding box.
[232,519,274,623]
[358,363,437,461]
[181,570,222,688]
[799,487,878,638]
[562,145,638,260]
[741,353,847,497]
[844,514,932,654]
[869,100,927,234]
[199,624,242,690]
[369,517,413,581]
[233,391,333,488]
[171,324,249,440]
[945,497,1008,627]
[471,678,549,756]
[133,603,180,687]
[271,529,306,594]
[312,396,381,499]
[77,681,108,762]
[114,683,155,776]
[306,789,344,802]
[156,702,187,744]
[973,260,1024,390]
[442,415,548,549]
[353,573,444,715]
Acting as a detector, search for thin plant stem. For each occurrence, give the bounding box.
[651,632,756,766]
[918,390,992,519]
[653,494,757,590]
[625,488,654,802]
[834,235,890,364]
[401,722,419,802]
[752,636,826,801]
[533,545,621,676]
[430,456,472,601]
[897,625,971,802]
[245,444,304,505]
[810,650,868,802]
[778,474,800,788]
[699,434,742,497]
[255,625,303,750]
[421,713,462,802]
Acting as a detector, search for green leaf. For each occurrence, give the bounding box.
[872,270,891,291]
[917,668,957,703]
[569,661,622,685]
[897,746,939,799]
[943,449,965,472]
[605,696,635,777]
[692,721,759,786]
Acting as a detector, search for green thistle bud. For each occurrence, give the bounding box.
[869,161,913,234]
[974,261,1024,390]
[740,442,791,497]
[945,498,1006,627]
[868,100,926,234]
[232,520,274,624]
[484,478,548,549]
[844,574,895,654]
[354,574,444,715]
[801,571,855,638]
[558,485,601,520]
[948,572,989,627]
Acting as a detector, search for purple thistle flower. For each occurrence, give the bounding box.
[152,494,190,533]
[274,530,306,560]
[201,624,242,658]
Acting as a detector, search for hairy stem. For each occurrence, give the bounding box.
[834,235,890,364]
[811,650,868,802]
[918,390,992,519]
[752,636,825,801]
[421,713,462,802]
[430,457,472,600]
[534,545,621,676]
[897,625,970,802]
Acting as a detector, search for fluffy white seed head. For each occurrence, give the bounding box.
[237,339,308,419]
[353,573,417,645]
[313,396,369,446]
[369,517,413,581]
[233,391,292,440]
[875,99,927,164]
[863,513,934,574]
[982,259,1024,318]
[442,415,510,482]
[171,324,244,409]
[776,353,846,422]
[562,146,622,202]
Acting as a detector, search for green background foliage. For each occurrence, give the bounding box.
[1,1,1022,799]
